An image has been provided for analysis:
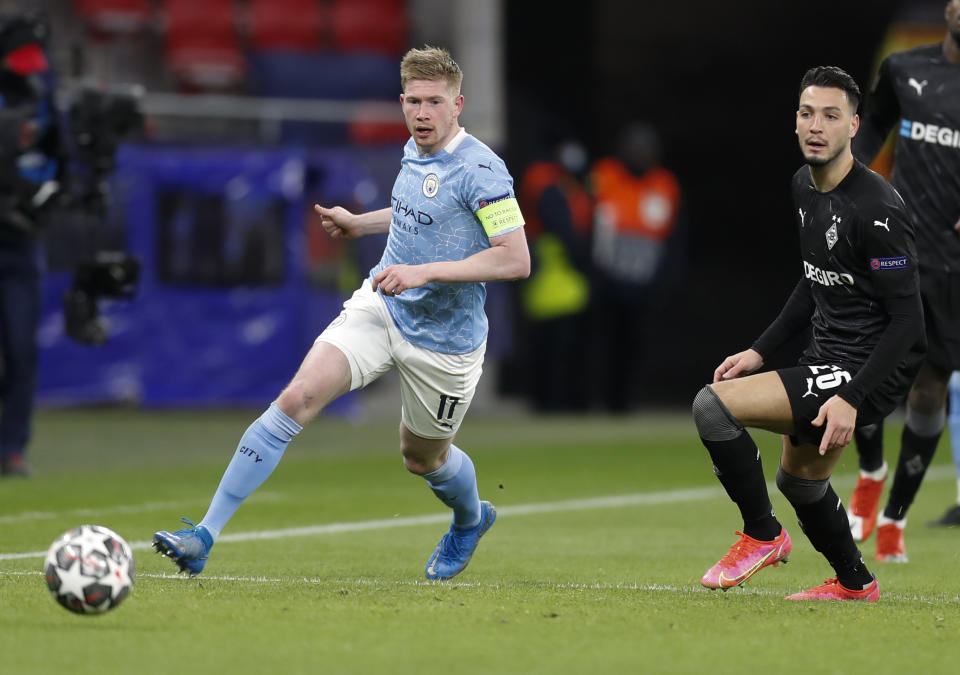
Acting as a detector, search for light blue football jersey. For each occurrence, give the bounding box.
[369,129,524,354]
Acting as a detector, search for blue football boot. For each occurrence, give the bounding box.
[425,501,496,580]
[152,517,214,577]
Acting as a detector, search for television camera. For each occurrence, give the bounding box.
[61,82,144,345]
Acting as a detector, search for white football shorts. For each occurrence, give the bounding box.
[316,280,485,439]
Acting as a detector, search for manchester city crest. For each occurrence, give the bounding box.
[422,173,440,198]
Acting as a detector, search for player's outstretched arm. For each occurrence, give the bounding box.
[314,205,392,239]
[713,348,763,383]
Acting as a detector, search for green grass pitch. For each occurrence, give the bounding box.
[2,407,960,674]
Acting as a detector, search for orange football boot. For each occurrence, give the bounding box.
[785,576,879,602]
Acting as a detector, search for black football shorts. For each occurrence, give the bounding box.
[919,270,960,371]
[777,364,894,447]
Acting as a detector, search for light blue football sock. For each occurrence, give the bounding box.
[199,403,302,540]
[424,445,481,529]
[949,372,960,483]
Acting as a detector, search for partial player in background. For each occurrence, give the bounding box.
[152,46,529,580]
[693,66,924,601]
[845,0,960,562]
[927,371,960,525]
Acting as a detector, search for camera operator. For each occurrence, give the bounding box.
[0,10,63,478]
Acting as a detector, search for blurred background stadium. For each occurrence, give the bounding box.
[19,0,950,417]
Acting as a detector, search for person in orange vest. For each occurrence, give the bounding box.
[517,137,592,411]
[589,122,680,412]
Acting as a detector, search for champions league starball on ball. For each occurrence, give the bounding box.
[43,525,134,615]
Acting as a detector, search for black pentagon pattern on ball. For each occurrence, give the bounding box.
[54,543,80,570]
[82,581,113,609]
[103,536,126,564]
[44,563,62,592]
[56,591,86,614]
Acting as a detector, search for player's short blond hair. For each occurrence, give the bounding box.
[400,46,463,96]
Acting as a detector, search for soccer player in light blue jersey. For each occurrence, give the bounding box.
[153,46,530,580]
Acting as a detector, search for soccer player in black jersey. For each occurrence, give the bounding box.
[692,66,925,601]
[845,0,960,561]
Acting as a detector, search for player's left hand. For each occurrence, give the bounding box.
[810,395,857,455]
[373,264,431,296]
[315,204,358,239]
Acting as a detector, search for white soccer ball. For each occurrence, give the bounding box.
[43,524,135,615]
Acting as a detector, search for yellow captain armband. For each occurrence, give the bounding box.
[476,197,525,237]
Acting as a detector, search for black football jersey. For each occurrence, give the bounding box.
[853,44,960,274]
[791,161,922,381]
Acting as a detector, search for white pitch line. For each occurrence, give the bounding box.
[5,570,958,605]
[0,492,287,525]
[2,466,954,563]
[0,485,727,561]
[0,501,192,525]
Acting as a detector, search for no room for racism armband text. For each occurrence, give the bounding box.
[476,197,525,237]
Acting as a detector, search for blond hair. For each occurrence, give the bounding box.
[400,46,463,95]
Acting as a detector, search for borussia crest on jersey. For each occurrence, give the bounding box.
[370,131,524,354]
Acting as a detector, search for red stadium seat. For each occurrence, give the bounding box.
[248,0,325,51]
[330,0,407,56]
[162,0,245,91]
[73,0,153,38]
[348,113,409,145]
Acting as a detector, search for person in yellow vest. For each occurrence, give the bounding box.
[518,138,592,411]
[589,122,680,412]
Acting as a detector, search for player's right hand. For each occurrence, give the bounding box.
[713,349,763,383]
[810,394,856,455]
[314,204,356,239]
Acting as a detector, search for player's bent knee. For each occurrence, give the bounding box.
[692,385,743,441]
[775,466,828,505]
[908,369,951,411]
[401,449,446,476]
[399,427,451,475]
[402,454,431,475]
[905,403,946,436]
[275,381,332,424]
